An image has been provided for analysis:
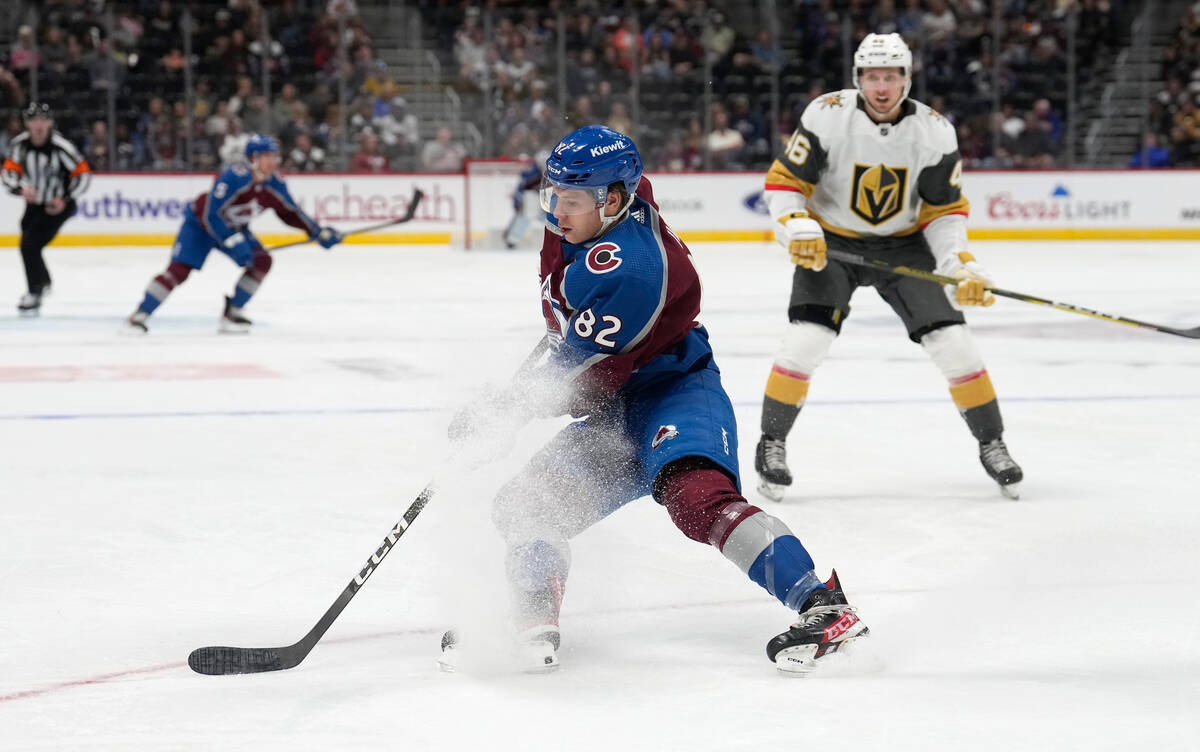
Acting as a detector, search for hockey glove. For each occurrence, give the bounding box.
[315,226,343,250]
[224,232,255,267]
[938,251,996,307]
[775,210,827,271]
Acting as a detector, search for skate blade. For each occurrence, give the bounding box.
[218,321,252,335]
[436,647,559,675]
[999,482,1021,500]
[775,634,877,677]
[756,479,787,502]
[120,325,148,337]
[17,309,40,318]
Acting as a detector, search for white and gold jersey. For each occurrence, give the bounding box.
[764,89,968,238]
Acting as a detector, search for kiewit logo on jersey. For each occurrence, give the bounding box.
[585,242,622,274]
[651,425,679,450]
[589,140,627,157]
[850,163,908,224]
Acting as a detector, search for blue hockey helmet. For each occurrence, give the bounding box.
[540,125,642,219]
[245,134,280,160]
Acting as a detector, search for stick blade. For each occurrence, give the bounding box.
[188,646,286,675]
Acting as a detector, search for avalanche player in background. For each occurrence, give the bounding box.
[503,149,548,249]
[441,125,868,676]
[755,33,1024,501]
[125,135,342,333]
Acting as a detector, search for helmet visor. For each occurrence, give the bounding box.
[539,176,607,216]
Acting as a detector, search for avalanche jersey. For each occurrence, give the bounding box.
[538,176,705,415]
[189,163,319,243]
[764,89,969,238]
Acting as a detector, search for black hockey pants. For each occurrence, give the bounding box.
[19,201,75,294]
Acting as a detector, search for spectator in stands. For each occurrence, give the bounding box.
[922,0,958,44]
[373,96,420,158]
[228,76,256,120]
[306,80,335,124]
[286,132,327,172]
[351,129,390,173]
[219,117,250,166]
[568,95,598,132]
[420,125,467,172]
[241,94,270,135]
[1032,98,1063,152]
[729,94,769,164]
[8,25,41,76]
[606,101,636,141]
[278,101,315,153]
[0,113,23,156]
[272,83,302,131]
[705,105,745,169]
[1014,110,1055,168]
[1128,132,1172,168]
[0,66,22,112]
[84,120,111,172]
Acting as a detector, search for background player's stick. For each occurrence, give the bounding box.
[825,248,1200,339]
[188,336,551,676]
[264,187,425,252]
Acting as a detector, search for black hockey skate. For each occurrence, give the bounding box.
[438,625,560,674]
[755,435,792,502]
[766,570,868,676]
[219,296,252,334]
[16,291,41,316]
[979,438,1023,499]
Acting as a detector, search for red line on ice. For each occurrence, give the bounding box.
[0,661,185,703]
[0,364,280,383]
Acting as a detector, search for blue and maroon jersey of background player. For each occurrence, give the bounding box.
[188,163,319,244]
[536,176,708,416]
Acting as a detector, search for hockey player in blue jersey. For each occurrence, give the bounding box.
[124,135,343,334]
[441,125,868,675]
[502,149,548,249]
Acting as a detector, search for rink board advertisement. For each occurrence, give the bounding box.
[2,170,1199,247]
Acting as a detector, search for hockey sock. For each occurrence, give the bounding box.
[506,540,569,627]
[655,462,823,609]
[921,325,1004,442]
[139,261,192,315]
[230,251,273,308]
[762,321,835,438]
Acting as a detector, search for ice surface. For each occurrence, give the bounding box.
[1,241,1198,750]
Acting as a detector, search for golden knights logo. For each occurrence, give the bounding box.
[819,93,845,109]
[850,163,908,224]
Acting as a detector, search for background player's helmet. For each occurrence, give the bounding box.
[22,102,52,121]
[540,125,642,233]
[852,33,913,104]
[245,134,280,160]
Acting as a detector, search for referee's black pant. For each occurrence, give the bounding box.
[19,201,75,294]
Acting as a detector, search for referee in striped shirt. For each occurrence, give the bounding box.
[1,102,92,315]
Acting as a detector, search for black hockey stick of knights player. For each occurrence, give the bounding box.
[264,187,425,252]
[187,336,551,676]
[825,248,1200,340]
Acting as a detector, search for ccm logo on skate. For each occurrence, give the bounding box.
[652,425,679,450]
[824,612,861,641]
[586,242,622,274]
[353,518,412,587]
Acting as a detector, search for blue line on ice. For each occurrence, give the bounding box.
[2,393,1199,422]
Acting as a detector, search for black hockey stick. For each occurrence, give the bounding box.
[826,248,1200,340]
[187,337,550,676]
[188,485,433,675]
[264,187,425,252]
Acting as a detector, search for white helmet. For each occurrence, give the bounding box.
[852,33,913,109]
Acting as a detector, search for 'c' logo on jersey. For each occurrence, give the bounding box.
[586,242,622,274]
[651,425,679,450]
[850,163,908,225]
